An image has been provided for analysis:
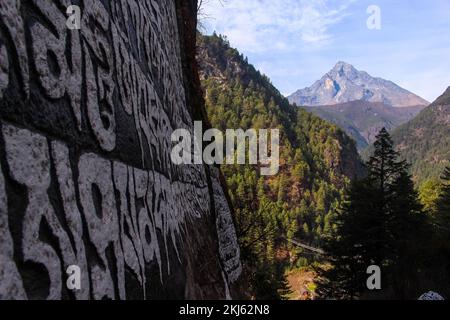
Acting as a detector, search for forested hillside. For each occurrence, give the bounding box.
[303,102,424,150]
[196,33,364,298]
[391,87,450,186]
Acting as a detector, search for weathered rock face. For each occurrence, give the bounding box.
[0,0,241,300]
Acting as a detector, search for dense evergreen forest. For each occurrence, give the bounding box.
[317,129,450,299]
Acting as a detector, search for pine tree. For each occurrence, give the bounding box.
[366,128,408,264]
[316,179,377,299]
[366,128,427,298]
[419,167,450,297]
[387,170,428,298]
[316,128,428,299]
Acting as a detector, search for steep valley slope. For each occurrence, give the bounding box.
[196,34,364,296]
[391,87,450,186]
[303,101,424,150]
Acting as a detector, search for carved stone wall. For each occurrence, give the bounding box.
[0,0,241,300]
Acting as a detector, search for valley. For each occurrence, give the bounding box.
[289,62,429,151]
[196,32,450,300]
[303,101,424,150]
[197,33,364,299]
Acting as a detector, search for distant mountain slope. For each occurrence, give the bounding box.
[288,62,429,108]
[303,101,425,150]
[391,87,450,185]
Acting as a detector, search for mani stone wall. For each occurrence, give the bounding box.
[0,0,242,300]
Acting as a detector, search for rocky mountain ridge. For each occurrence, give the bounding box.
[288,62,429,108]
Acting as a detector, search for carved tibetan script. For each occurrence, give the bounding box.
[0,0,241,300]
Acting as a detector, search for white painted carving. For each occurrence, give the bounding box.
[0,42,8,98]
[0,157,26,300]
[113,162,145,294]
[3,125,62,300]
[211,167,242,283]
[30,0,82,129]
[82,1,116,151]
[51,141,90,299]
[0,0,29,96]
[78,153,125,300]
[0,0,242,300]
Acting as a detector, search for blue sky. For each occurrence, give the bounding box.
[201,0,450,102]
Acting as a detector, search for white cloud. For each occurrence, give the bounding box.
[201,0,356,53]
[199,0,450,102]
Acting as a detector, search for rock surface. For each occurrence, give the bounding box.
[0,0,241,300]
[418,291,445,300]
